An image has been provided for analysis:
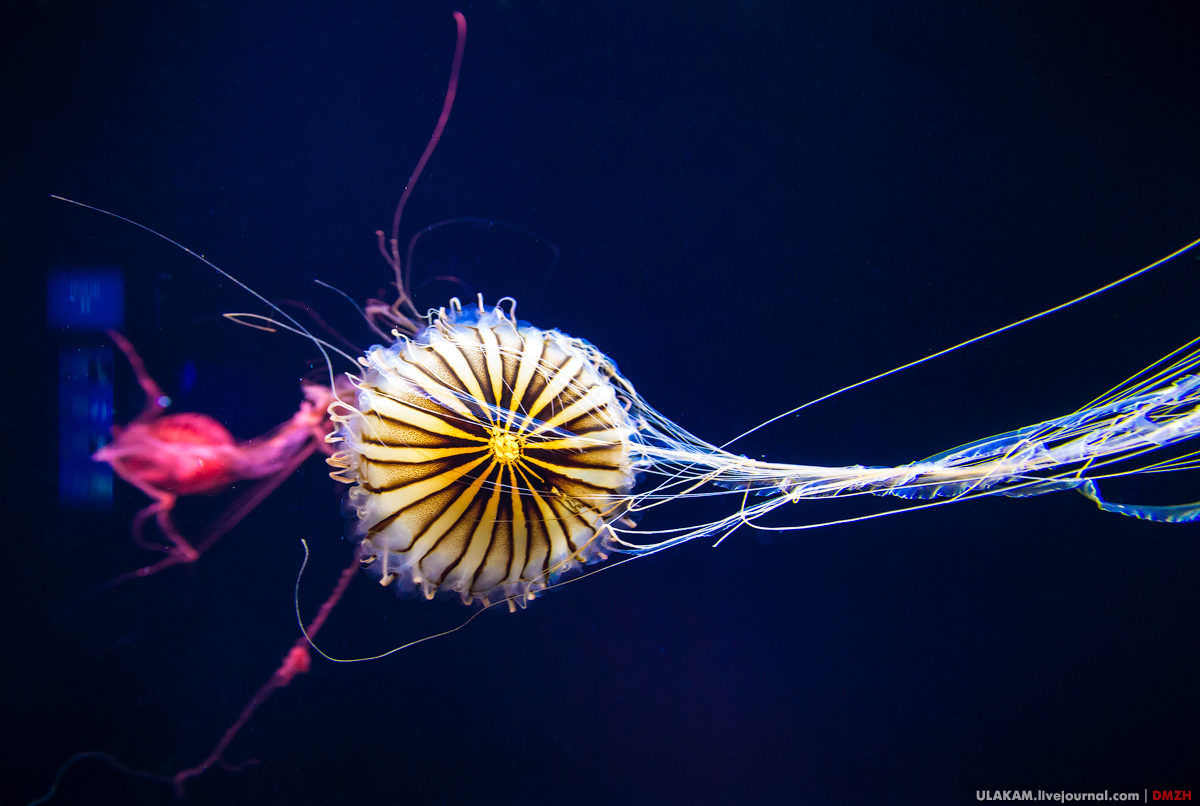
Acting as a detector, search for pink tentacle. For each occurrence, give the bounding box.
[171,555,360,795]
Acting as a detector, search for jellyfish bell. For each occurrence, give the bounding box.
[327,296,641,610]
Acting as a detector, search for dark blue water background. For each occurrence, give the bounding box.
[4,1,1198,804]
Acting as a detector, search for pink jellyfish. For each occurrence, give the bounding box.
[94,328,343,584]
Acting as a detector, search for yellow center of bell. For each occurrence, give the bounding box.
[488,428,525,465]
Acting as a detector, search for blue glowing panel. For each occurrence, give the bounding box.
[47,267,124,331]
[58,345,114,508]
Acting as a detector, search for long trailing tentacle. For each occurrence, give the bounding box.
[51,195,346,400]
[719,234,1200,454]
[369,11,468,338]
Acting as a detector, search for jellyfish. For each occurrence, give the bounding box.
[322,279,1200,614]
[94,328,346,584]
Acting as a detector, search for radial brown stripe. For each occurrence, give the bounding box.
[327,301,639,609]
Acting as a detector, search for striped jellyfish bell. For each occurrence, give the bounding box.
[327,297,640,609]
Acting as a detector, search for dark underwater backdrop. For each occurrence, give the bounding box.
[4,1,1198,804]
